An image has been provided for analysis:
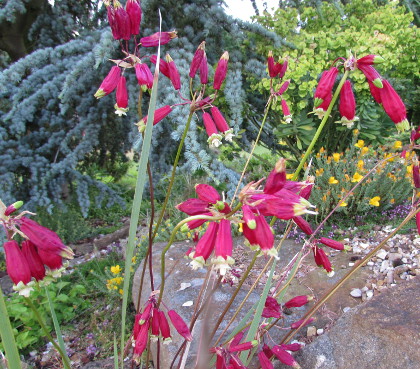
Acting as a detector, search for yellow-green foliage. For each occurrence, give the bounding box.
[309,132,413,220]
[253,0,418,112]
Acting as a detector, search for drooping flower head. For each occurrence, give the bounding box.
[213,51,229,90]
[338,80,358,128]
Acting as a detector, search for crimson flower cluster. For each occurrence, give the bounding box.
[1,200,74,296]
[132,295,192,363]
[176,159,318,275]
[313,54,409,131]
[267,51,292,123]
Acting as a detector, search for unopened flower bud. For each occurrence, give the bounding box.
[149,55,170,78]
[4,201,24,216]
[167,310,193,341]
[357,54,385,65]
[199,51,208,84]
[338,80,358,128]
[140,31,177,47]
[314,67,338,107]
[135,63,153,89]
[195,184,221,203]
[189,41,206,78]
[125,0,142,36]
[319,237,344,250]
[136,105,172,132]
[284,295,313,308]
[94,66,121,98]
[281,99,292,123]
[358,64,383,88]
[213,51,229,90]
[113,0,131,40]
[166,54,181,90]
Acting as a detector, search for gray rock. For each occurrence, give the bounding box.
[295,277,420,369]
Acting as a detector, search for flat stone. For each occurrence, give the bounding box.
[295,277,420,369]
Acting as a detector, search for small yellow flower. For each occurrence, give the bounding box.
[332,153,340,162]
[329,176,339,184]
[322,194,327,201]
[111,265,122,275]
[131,256,137,264]
[390,198,395,204]
[286,173,294,179]
[355,140,365,148]
[238,223,243,233]
[315,168,324,176]
[119,289,123,295]
[393,141,402,150]
[361,147,369,156]
[353,129,359,135]
[320,147,325,153]
[407,165,413,174]
[339,201,347,207]
[351,172,363,182]
[384,153,394,162]
[357,160,364,171]
[344,174,350,181]
[369,196,381,206]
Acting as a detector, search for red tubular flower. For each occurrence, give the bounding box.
[357,64,383,88]
[292,216,313,236]
[229,340,258,352]
[151,308,160,340]
[140,31,178,47]
[149,55,170,78]
[284,295,312,308]
[267,50,277,78]
[158,311,172,343]
[411,127,420,143]
[190,222,219,268]
[258,351,274,369]
[298,179,314,200]
[276,80,290,95]
[106,3,120,40]
[139,302,153,324]
[190,41,206,78]
[203,112,223,148]
[167,310,193,341]
[281,99,292,123]
[176,198,209,215]
[319,237,344,250]
[133,313,142,340]
[180,213,211,232]
[313,92,332,119]
[216,352,228,369]
[278,59,288,79]
[4,201,23,216]
[229,331,245,348]
[136,105,173,132]
[264,158,287,194]
[229,355,247,369]
[272,345,301,368]
[166,54,181,90]
[94,66,121,98]
[280,343,302,352]
[133,320,150,363]
[37,249,62,270]
[263,344,274,359]
[210,106,234,141]
[135,63,153,89]
[357,55,385,65]
[262,296,282,318]
[338,80,358,128]
[243,215,275,257]
[21,240,46,281]
[114,75,129,116]
[313,246,333,273]
[380,79,409,131]
[200,51,209,85]
[213,51,229,90]
[125,0,142,36]
[213,219,234,275]
[291,317,315,329]
[314,67,338,107]
[242,204,256,229]
[113,0,131,40]
[368,80,382,104]
[416,213,420,235]
[195,184,221,203]
[19,217,73,258]
[4,240,32,286]
[413,164,420,188]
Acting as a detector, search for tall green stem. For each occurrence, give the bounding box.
[231,98,273,205]
[292,70,349,180]
[0,286,22,369]
[152,111,194,240]
[24,297,71,369]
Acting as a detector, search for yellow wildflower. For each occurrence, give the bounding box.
[393,141,402,149]
[320,147,325,153]
[407,165,413,174]
[111,265,122,275]
[315,168,324,176]
[119,289,123,295]
[355,140,365,148]
[384,153,394,162]
[238,223,243,233]
[132,256,137,264]
[353,129,359,135]
[329,177,338,184]
[332,153,340,162]
[357,160,364,171]
[369,196,381,206]
[286,173,294,179]
[361,147,369,156]
[344,174,350,181]
[390,199,395,204]
[351,172,363,182]
[327,157,332,164]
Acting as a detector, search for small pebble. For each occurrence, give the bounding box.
[376,250,388,260]
[307,326,317,337]
[350,288,362,298]
[316,328,324,335]
[343,307,352,313]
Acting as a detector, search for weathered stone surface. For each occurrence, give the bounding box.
[294,276,420,369]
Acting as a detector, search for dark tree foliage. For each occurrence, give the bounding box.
[0,0,289,215]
